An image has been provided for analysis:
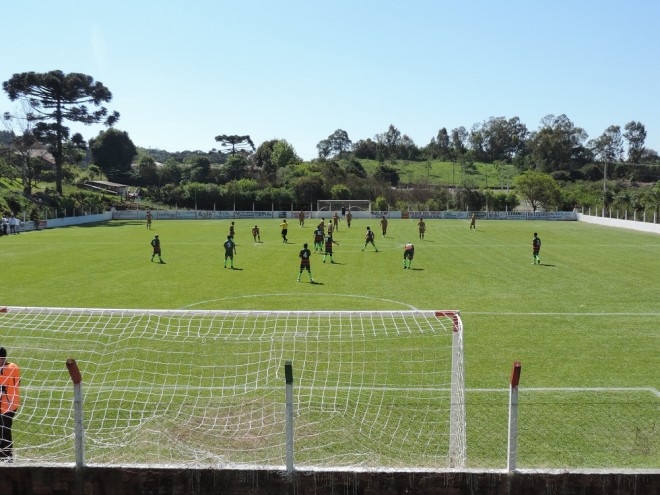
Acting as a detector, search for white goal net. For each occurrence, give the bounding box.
[316,199,372,213]
[1,307,465,469]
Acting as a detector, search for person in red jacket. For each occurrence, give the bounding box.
[0,346,21,461]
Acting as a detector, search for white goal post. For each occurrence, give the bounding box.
[316,199,372,213]
[1,306,465,469]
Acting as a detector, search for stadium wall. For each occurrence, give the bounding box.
[0,467,658,495]
[577,212,660,234]
[18,209,660,236]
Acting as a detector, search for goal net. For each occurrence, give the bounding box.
[1,307,465,469]
[317,199,371,213]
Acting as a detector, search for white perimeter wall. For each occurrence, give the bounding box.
[14,210,660,236]
[576,212,660,234]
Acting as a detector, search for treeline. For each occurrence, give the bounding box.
[3,66,660,217]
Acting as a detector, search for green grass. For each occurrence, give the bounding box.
[1,217,658,468]
[358,158,506,187]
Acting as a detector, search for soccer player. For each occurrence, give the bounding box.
[380,215,388,236]
[252,225,261,243]
[332,212,339,231]
[223,235,237,269]
[403,241,415,269]
[280,219,289,243]
[229,221,235,240]
[0,346,20,461]
[469,213,476,230]
[150,234,164,263]
[532,232,541,264]
[313,226,324,252]
[145,210,153,229]
[298,210,305,227]
[323,233,339,263]
[297,243,314,283]
[362,226,378,251]
[418,218,426,240]
[345,210,352,228]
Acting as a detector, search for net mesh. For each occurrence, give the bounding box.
[317,200,371,212]
[1,307,464,468]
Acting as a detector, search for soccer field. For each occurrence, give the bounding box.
[1,217,658,468]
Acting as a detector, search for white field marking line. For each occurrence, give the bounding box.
[466,311,660,316]
[25,386,660,397]
[179,293,419,311]
[468,387,660,397]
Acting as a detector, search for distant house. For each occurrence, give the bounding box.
[82,180,129,199]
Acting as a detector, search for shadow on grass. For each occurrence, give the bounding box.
[69,220,145,228]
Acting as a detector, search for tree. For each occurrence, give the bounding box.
[135,155,159,186]
[352,138,378,160]
[214,134,255,155]
[3,70,119,193]
[589,125,623,196]
[3,101,50,195]
[292,173,326,207]
[623,121,646,164]
[374,164,400,186]
[431,127,451,160]
[253,140,280,182]
[345,158,367,178]
[375,124,403,160]
[222,154,249,182]
[330,184,351,200]
[184,155,211,183]
[527,114,589,173]
[451,127,468,157]
[89,128,136,183]
[271,139,300,169]
[478,116,528,163]
[513,170,561,212]
[316,129,352,159]
[159,159,183,186]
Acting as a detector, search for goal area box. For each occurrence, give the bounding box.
[1,307,465,469]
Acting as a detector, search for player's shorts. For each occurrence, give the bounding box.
[299,263,310,271]
[404,251,414,260]
[225,250,234,259]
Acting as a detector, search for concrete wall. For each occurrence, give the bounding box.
[577,212,660,234]
[0,467,658,495]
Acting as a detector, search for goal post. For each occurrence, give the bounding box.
[1,306,465,469]
[316,199,371,214]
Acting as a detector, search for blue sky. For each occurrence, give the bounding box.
[2,0,659,161]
